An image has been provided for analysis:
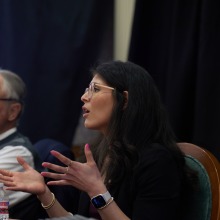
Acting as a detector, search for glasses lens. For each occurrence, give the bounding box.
[85,87,92,99]
[88,83,94,99]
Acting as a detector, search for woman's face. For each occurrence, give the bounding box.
[81,74,114,134]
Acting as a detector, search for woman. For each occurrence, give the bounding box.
[0,61,195,220]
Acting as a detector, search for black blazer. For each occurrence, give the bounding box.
[78,143,183,220]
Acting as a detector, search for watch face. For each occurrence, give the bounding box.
[91,195,106,208]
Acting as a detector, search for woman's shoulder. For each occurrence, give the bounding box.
[139,143,173,160]
[133,143,182,188]
[137,143,180,174]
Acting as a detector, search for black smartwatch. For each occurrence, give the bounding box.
[91,191,111,209]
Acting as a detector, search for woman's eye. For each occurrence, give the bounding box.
[93,87,100,93]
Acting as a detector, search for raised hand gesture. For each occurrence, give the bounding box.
[41,144,107,197]
[0,156,46,195]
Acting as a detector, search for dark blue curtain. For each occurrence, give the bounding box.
[129,0,220,159]
[0,0,113,147]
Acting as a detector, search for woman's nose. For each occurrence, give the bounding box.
[81,92,89,102]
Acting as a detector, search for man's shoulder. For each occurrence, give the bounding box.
[0,131,32,148]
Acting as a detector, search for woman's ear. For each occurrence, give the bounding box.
[123,91,128,110]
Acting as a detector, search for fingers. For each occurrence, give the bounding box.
[42,162,68,174]
[0,169,13,177]
[17,156,32,170]
[42,144,95,181]
[46,179,71,186]
[41,171,64,179]
[50,150,73,167]
[41,171,73,182]
[0,170,15,187]
[84,144,95,164]
[1,181,16,188]
[45,151,76,174]
[0,174,14,183]
[67,160,73,167]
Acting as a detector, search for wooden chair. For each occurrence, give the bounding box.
[178,142,220,220]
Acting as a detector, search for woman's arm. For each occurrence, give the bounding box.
[0,156,71,218]
[43,144,182,220]
[41,144,131,220]
[37,186,71,218]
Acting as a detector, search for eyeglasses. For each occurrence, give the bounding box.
[84,82,115,99]
[0,98,20,102]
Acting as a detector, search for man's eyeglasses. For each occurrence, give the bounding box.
[0,98,20,103]
[84,82,115,99]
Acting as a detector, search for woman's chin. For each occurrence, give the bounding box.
[84,123,99,131]
[84,122,94,129]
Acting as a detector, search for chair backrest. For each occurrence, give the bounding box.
[34,138,75,166]
[178,142,220,220]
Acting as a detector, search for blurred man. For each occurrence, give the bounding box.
[0,69,43,219]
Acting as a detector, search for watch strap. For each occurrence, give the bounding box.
[101,191,111,202]
[90,191,112,209]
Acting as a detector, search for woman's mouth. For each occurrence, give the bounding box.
[82,107,90,118]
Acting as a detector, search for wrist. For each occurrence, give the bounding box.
[37,186,52,201]
[88,185,107,198]
[37,187,56,210]
[41,192,56,210]
[90,191,114,209]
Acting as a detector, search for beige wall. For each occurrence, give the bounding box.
[114,0,136,61]
[72,1,136,151]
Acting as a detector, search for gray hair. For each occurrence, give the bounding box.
[0,69,26,102]
[0,69,26,122]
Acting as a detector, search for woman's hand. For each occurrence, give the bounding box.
[41,144,107,197]
[0,156,46,195]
